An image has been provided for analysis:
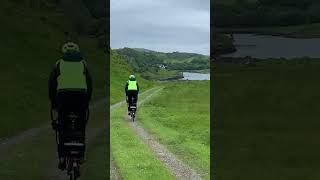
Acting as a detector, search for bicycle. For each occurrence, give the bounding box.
[129,105,136,122]
[128,96,137,122]
[51,108,89,180]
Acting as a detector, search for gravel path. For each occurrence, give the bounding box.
[47,98,107,180]
[110,153,122,180]
[46,126,106,180]
[0,98,106,158]
[109,87,158,180]
[127,87,202,180]
[48,87,159,179]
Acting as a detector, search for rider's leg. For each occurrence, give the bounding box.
[127,91,133,112]
[79,111,87,162]
[56,94,69,170]
[134,92,138,104]
[133,91,138,109]
[73,93,89,162]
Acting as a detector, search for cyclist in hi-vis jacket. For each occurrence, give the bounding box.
[125,75,139,113]
[49,42,92,171]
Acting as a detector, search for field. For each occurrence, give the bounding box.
[213,60,320,179]
[138,82,210,179]
[110,50,154,104]
[111,89,174,180]
[110,49,210,179]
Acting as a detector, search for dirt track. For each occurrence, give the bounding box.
[123,87,202,180]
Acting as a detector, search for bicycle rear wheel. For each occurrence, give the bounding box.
[69,162,79,180]
[69,171,74,180]
[131,111,135,122]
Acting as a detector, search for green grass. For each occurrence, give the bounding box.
[110,50,210,179]
[186,69,211,73]
[137,81,210,179]
[0,1,64,138]
[213,60,320,180]
[110,90,174,180]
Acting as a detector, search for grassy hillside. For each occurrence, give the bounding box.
[115,48,210,72]
[0,0,106,138]
[110,51,175,179]
[213,60,320,179]
[110,50,153,104]
[110,49,210,179]
[111,91,175,180]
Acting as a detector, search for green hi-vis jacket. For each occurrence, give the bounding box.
[125,80,139,95]
[127,80,138,91]
[57,60,87,91]
[49,52,93,106]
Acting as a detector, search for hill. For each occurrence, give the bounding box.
[110,50,153,104]
[114,48,210,72]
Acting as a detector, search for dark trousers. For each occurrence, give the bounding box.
[126,91,138,111]
[55,91,89,158]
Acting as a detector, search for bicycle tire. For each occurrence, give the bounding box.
[69,172,73,180]
[132,111,135,122]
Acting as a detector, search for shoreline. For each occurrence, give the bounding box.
[213,56,320,63]
[158,70,210,81]
[216,28,320,39]
[158,72,184,81]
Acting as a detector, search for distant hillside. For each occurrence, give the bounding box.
[133,48,158,53]
[114,48,210,72]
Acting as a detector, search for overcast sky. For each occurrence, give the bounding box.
[111,0,210,55]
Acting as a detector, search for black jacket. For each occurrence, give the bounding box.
[49,52,93,108]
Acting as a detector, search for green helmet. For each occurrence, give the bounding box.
[129,75,136,81]
[62,42,80,53]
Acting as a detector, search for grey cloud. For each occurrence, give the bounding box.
[111,0,210,55]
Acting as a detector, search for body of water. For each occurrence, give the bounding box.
[222,33,320,59]
[181,72,210,80]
